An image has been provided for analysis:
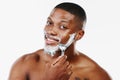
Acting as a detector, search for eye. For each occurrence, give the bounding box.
[46,21,52,26]
[60,25,67,30]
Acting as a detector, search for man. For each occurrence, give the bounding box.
[9,2,111,80]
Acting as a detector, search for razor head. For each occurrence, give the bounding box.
[58,33,76,56]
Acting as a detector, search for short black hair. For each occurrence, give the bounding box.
[55,2,87,23]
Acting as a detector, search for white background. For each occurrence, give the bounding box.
[0,0,120,80]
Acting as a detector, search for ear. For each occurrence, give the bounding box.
[74,30,84,41]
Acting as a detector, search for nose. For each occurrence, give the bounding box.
[45,26,57,36]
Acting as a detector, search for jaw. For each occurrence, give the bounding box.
[44,44,59,56]
[44,33,76,56]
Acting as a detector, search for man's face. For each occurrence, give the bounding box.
[44,8,78,54]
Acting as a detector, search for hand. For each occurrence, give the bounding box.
[42,55,72,80]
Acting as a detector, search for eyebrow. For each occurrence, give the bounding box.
[47,17,70,23]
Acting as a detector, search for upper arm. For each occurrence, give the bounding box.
[9,55,28,80]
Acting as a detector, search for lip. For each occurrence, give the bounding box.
[45,38,58,45]
[45,35,60,45]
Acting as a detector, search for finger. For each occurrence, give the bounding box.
[51,56,62,65]
[58,55,67,64]
[66,64,72,75]
[68,70,73,77]
[67,64,72,70]
[66,67,73,78]
[64,61,70,69]
[52,55,67,65]
[62,70,73,80]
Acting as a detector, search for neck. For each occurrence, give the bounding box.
[53,43,77,61]
[65,43,77,61]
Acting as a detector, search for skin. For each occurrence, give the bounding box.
[9,8,111,80]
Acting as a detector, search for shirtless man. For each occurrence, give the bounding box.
[9,2,111,80]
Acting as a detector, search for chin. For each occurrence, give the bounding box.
[44,45,59,56]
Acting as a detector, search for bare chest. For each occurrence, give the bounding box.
[25,53,90,80]
[29,72,89,80]
[27,63,89,80]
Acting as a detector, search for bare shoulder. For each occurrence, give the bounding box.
[72,52,111,80]
[9,49,43,80]
[11,49,43,69]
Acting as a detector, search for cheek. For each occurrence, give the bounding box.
[60,33,70,44]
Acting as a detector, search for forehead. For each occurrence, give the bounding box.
[49,8,75,22]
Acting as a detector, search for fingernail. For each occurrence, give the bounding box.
[68,71,73,75]
[65,55,67,59]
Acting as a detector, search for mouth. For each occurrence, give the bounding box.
[45,34,60,45]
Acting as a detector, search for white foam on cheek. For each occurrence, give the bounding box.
[59,33,76,56]
[44,30,76,56]
[44,31,62,56]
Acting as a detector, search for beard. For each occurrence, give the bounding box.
[44,31,61,56]
[44,30,76,56]
[44,45,59,56]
